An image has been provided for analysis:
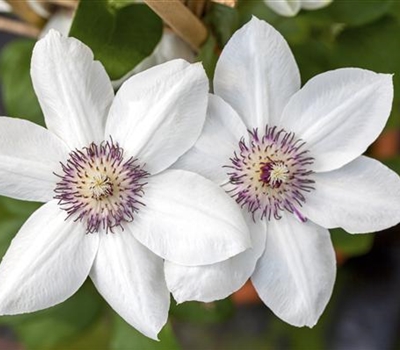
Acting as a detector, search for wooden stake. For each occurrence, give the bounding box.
[144,0,207,52]
[5,0,45,27]
[0,16,40,38]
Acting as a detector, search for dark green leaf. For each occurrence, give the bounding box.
[205,3,240,47]
[0,39,44,125]
[170,299,234,324]
[0,282,103,350]
[111,314,179,350]
[331,228,374,257]
[316,0,392,27]
[70,1,163,80]
[330,16,400,129]
[197,34,218,83]
[0,197,41,259]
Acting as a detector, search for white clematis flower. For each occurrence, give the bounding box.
[0,30,250,339]
[167,17,400,327]
[265,0,332,17]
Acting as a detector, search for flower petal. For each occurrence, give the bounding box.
[173,94,247,185]
[252,213,336,327]
[106,59,208,175]
[130,169,251,266]
[214,16,300,129]
[301,156,400,233]
[0,117,69,202]
[0,200,98,315]
[280,68,393,172]
[265,0,301,16]
[31,30,114,149]
[165,211,266,303]
[90,229,169,340]
[301,0,332,10]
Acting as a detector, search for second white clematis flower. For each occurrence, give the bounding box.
[166,17,400,327]
[0,30,250,339]
[265,0,332,17]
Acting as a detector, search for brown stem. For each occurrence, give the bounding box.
[5,0,45,27]
[144,0,207,52]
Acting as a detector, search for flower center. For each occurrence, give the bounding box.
[54,140,149,233]
[226,126,315,222]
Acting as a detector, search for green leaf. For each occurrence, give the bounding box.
[197,34,218,83]
[0,282,103,350]
[315,0,392,27]
[0,197,41,259]
[170,299,234,324]
[331,228,374,257]
[330,16,400,129]
[382,157,400,175]
[110,314,180,350]
[54,315,110,350]
[0,39,44,126]
[70,0,163,80]
[205,3,240,47]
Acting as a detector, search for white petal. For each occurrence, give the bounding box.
[31,30,114,149]
[0,200,98,314]
[165,211,266,303]
[252,213,336,327]
[301,156,400,233]
[0,117,69,202]
[106,59,208,175]
[173,94,247,185]
[280,68,393,172]
[130,169,251,266]
[214,17,300,129]
[265,0,301,16]
[301,0,332,10]
[90,229,169,340]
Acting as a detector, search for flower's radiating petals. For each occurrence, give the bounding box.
[165,212,266,303]
[0,201,98,315]
[173,94,247,185]
[301,156,400,233]
[106,59,208,175]
[131,169,251,266]
[280,68,393,172]
[214,17,300,129]
[301,0,332,10]
[0,117,69,202]
[90,230,169,340]
[31,30,114,149]
[252,213,336,327]
[265,0,301,16]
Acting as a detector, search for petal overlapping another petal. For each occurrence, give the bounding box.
[0,117,69,202]
[252,213,336,327]
[90,229,169,340]
[0,201,98,315]
[106,59,208,175]
[31,30,114,149]
[174,94,247,185]
[165,212,266,303]
[130,169,251,266]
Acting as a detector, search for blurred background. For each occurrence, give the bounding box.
[0,0,400,349]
